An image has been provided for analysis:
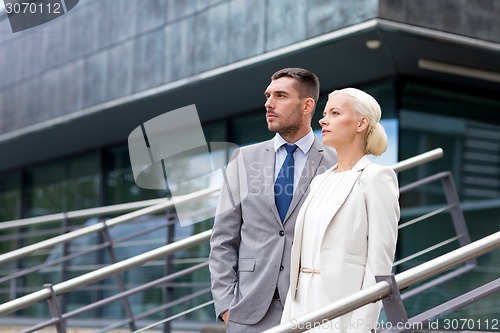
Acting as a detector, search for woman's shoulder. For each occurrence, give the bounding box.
[363,161,393,174]
[360,161,397,185]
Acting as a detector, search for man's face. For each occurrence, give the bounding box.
[264,77,306,136]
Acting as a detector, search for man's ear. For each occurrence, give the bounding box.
[303,98,315,116]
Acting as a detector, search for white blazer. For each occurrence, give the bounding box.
[285,156,400,332]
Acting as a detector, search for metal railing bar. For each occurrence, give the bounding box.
[101,288,211,333]
[0,213,173,250]
[111,217,175,244]
[399,171,450,193]
[0,197,168,231]
[133,300,215,333]
[0,230,212,316]
[165,282,211,288]
[0,187,219,265]
[396,231,499,290]
[0,227,78,242]
[0,241,110,284]
[263,230,500,333]
[400,203,451,219]
[398,204,452,229]
[107,205,213,246]
[409,277,500,324]
[131,288,211,321]
[64,262,208,320]
[110,238,170,248]
[17,255,207,275]
[0,191,216,235]
[8,280,215,331]
[1,279,208,294]
[139,287,211,314]
[266,281,392,333]
[393,235,461,266]
[400,263,475,300]
[21,317,60,333]
[391,148,443,173]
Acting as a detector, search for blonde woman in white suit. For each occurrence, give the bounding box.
[281,88,400,332]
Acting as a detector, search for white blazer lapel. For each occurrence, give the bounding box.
[320,157,371,226]
[289,171,327,300]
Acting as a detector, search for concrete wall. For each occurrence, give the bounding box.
[379,0,500,43]
[0,0,377,134]
[1,0,498,135]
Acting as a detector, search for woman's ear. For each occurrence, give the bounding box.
[357,116,370,133]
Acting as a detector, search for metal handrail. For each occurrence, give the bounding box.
[0,229,212,316]
[0,186,219,265]
[392,148,443,173]
[0,148,445,327]
[0,198,167,231]
[21,262,211,333]
[263,230,500,333]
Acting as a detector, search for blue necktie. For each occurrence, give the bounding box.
[275,144,298,222]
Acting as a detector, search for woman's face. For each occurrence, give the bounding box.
[319,93,363,149]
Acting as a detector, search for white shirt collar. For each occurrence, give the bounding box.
[273,129,315,154]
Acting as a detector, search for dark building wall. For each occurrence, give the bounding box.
[0,0,379,134]
[379,0,500,43]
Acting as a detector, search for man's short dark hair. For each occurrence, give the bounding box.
[271,68,320,104]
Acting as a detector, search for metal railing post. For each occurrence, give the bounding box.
[375,275,408,332]
[60,213,70,315]
[163,208,176,333]
[44,284,67,333]
[441,173,474,249]
[100,224,137,331]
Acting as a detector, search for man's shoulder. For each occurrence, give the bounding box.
[317,143,337,163]
[238,138,274,153]
[321,145,337,155]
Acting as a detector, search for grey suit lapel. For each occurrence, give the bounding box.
[262,140,282,224]
[283,137,325,225]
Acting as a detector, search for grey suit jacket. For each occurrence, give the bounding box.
[209,136,337,325]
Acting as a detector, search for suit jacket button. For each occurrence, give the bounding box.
[280,265,284,271]
[279,230,285,237]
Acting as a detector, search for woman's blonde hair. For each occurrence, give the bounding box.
[329,88,388,156]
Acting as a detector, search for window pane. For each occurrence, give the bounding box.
[398,82,500,320]
[0,171,21,222]
[24,152,100,217]
[105,145,168,205]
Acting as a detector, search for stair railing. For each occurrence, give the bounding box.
[0,148,446,332]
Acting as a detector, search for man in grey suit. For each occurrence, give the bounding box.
[209,68,337,332]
